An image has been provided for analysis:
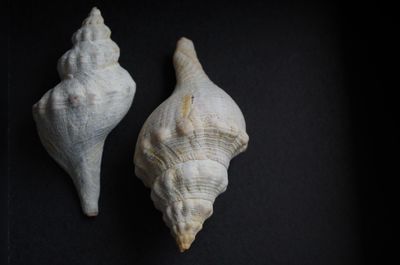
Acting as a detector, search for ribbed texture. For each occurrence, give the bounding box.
[57,7,119,78]
[151,160,226,252]
[135,127,248,183]
[150,160,228,209]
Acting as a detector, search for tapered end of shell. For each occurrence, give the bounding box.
[176,37,197,60]
[77,180,100,217]
[83,7,104,25]
[147,160,228,251]
[164,199,214,252]
[173,37,207,84]
[173,221,203,252]
[81,199,99,217]
[90,7,101,16]
[69,164,101,218]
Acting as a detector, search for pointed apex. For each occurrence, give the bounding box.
[166,199,214,252]
[176,232,196,252]
[90,7,101,16]
[83,7,104,25]
[172,221,203,252]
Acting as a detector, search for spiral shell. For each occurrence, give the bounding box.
[134,37,249,251]
[33,7,136,216]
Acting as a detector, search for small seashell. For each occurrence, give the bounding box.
[134,37,249,251]
[33,7,136,216]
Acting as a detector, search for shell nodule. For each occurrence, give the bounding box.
[134,37,249,251]
[58,7,118,79]
[33,7,136,217]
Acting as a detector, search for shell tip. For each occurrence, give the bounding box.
[90,7,101,16]
[85,211,99,218]
[172,219,205,252]
[178,36,192,44]
[81,199,99,217]
[173,36,204,81]
[176,37,195,51]
[176,234,195,252]
[82,6,104,25]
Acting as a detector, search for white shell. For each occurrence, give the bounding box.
[33,7,136,216]
[134,37,249,251]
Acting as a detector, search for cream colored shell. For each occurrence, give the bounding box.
[134,37,249,251]
[33,7,136,216]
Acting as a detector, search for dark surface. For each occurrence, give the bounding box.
[1,3,9,264]
[5,1,393,265]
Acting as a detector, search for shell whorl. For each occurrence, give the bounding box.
[57,7,119,78]
[152,160,228,252]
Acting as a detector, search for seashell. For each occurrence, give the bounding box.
[134,37,249,251]
[33,7,136,217]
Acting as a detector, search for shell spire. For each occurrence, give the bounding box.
[83,7,103,25]
[134,37,249,251]
[57,7,119,79]
[33,7,136,216]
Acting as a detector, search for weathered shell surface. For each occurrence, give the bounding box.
[33,7,136,216]
[134,37,249,251]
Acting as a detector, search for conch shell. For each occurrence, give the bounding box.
[33,7,136,216]
[134,37,249,251]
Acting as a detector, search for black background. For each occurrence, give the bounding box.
[2,1,395,265]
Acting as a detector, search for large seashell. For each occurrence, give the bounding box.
[134,37,249,251]
[33,7,136,216]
